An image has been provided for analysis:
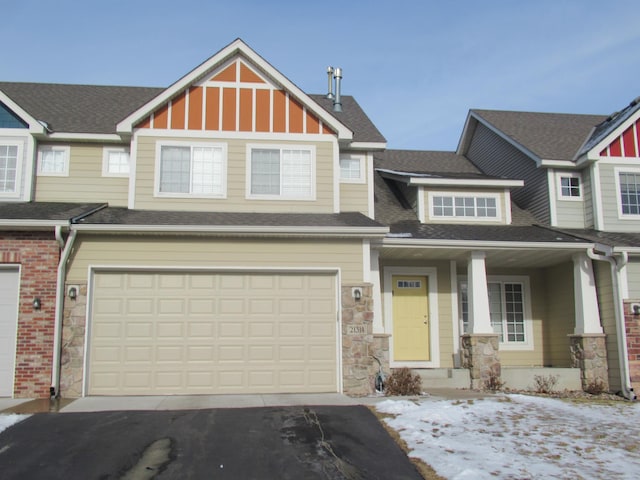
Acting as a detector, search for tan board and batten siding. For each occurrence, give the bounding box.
[89,270,337,395]
[35,144,129,206]
[133,136,337,213]
[466,123,551,224]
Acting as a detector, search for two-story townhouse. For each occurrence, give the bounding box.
[459,100,640,397]
[0,39,389,399]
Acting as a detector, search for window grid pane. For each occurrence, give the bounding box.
[0,145,18,192]
[620,173,640,215]
[160,146,190,193]
[107,151,129,174]
[504,283,525,342]
[433,195,497,218]
[561,177,580,197]
[251,149,280,195]
[41,149,66,174]
[340,158,360,180]
[282,149,311,196]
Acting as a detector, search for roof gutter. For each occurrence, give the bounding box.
[587,247,636,400]
[71,224,389,237]
[380,237,593,250]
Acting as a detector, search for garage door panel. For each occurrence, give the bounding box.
[89,271,337,395]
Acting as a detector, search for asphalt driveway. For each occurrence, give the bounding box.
[0,405,422,479]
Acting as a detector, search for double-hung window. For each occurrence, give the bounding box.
[460,277,532,349]
[38,145,69,176]
[0,144,19,193]
[103,147,130,176]
[158,143,226,197]
[618,170,640,216]
[339,154,365,183]
[248,146,314,199]
[557,172,582,200]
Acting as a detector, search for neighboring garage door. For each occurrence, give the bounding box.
[88,271,338,395]
[0,267,19,397]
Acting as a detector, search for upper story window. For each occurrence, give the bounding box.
[460,277,532,349]
[103,147,130,177]
[248,145,314,200]
[0,143,18,193]
[38,145,69,176]
[339,154,365,183]
[557,172,582,200]
[157,142,226,197]
[430,193,499,220]
[618,170,640,216]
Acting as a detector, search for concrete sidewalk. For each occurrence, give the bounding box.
[1,388,493,414]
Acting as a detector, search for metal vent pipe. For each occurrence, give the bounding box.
[333,67,342,112]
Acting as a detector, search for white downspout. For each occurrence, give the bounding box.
[587,248,636,400]
[51,227,78,398]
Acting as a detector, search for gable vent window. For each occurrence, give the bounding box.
[158,143,225,197]
[248,146,314,199]
[432,195,498,219]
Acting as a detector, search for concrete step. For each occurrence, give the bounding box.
[413,368,471,389]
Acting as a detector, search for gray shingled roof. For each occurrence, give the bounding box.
[554,228,640,249]
[0,202,106,221]
[309,95,386,144]
[75,207,385,230]
[0,81,384,143]
[579,97,640,156]
[0,82,162,134]
[472,109,607,161]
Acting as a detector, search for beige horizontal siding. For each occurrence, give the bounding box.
[67,235,364,284]
[133,136,336,212]
[626,258,640,298]
[339,183,368,215]
[35,143,128,206]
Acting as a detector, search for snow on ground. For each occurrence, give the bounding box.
[377,394,640,479]
[0,414,29,435]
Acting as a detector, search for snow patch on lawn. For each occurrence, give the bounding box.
[377,394,640,479]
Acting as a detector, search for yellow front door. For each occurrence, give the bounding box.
[392,275,430,361]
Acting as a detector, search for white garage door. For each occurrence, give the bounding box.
[88,271,338,395]
[0,267,19,397]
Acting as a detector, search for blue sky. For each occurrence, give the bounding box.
[3,0,639,150]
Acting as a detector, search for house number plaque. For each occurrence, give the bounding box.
[347,325,367,335]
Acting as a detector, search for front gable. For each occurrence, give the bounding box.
[133,57,335,136]
[598,116,640,158]
[118,39,352,141]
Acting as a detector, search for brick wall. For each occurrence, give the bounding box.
[1,231,60,398]
[623,300,640,393]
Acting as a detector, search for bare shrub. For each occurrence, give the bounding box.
[484,371,505,391]
[584,378,606,395]
[385,367,422,396]
[533,374,559,394]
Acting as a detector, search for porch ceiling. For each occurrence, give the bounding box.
[378,245,587,268]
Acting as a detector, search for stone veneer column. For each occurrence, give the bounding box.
[461,334,501,389]
[60,284,88,397]
[342,283,385,396]
[568,334,609,392]
[623,301,640,393]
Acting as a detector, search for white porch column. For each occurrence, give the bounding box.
[370,248,384,334]
[467,251,493,334]
[573,252,603,334]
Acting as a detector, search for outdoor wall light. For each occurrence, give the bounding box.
[68,286,78,300]
[33,297,42,310]
[353,288,362,302]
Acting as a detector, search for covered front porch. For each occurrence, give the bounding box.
[371,239,608,393]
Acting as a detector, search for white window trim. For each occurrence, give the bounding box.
[556,171,583,201]
[37,145,70,177]
[428,191,503,222]
[102,146,130,177]
[614,167,640,220]
[154,141,227,198]
[245,143,316,201]
[0,140,23,198]
[339,153,365,184]
[459,275,534,351]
